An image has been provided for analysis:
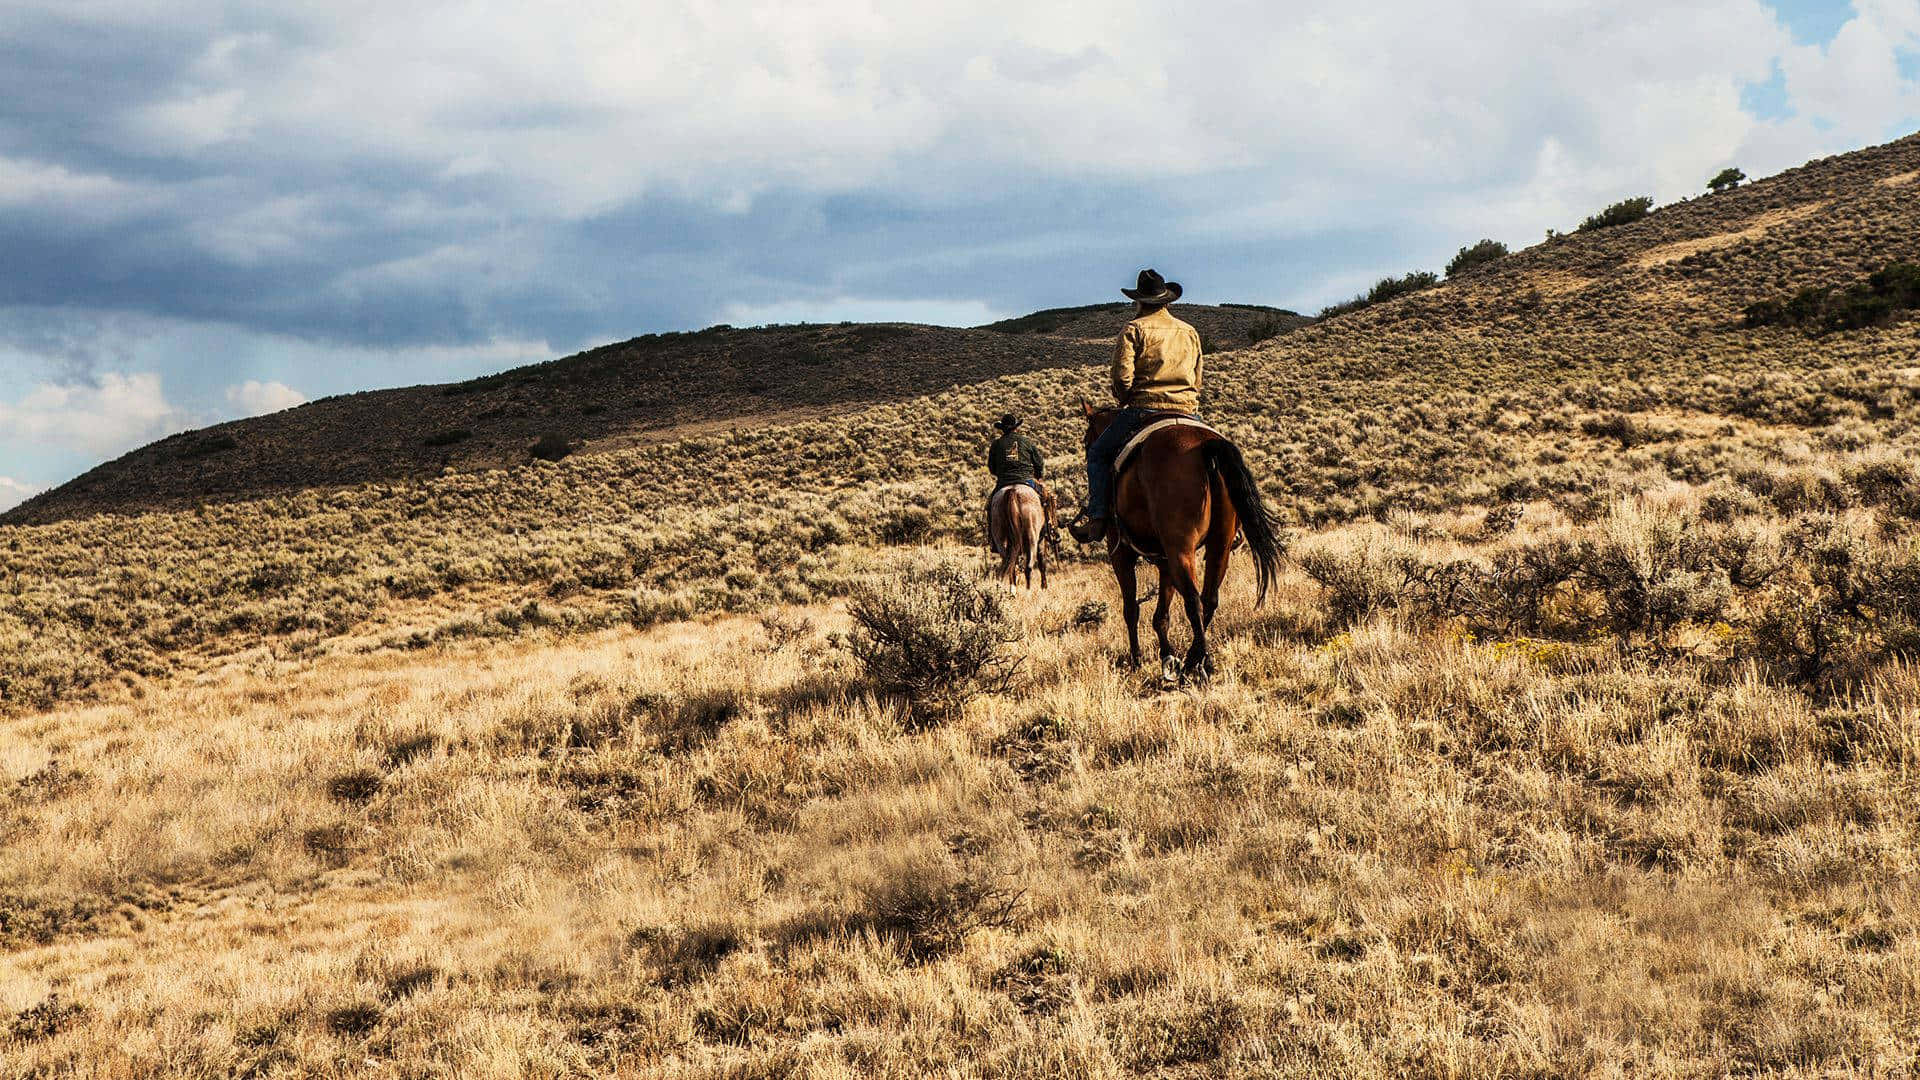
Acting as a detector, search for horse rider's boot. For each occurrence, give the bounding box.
[1067,512,1108,543]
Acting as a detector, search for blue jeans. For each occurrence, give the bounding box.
[1083,407,1160,520]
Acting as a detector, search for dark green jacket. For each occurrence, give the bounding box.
[988,432,1045,487]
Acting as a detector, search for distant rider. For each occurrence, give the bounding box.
[1067,269,1203,542]
[986,413,1054,551]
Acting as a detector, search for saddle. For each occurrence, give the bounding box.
[986,482,1059,554]
[1106,414,1222,559]
[1113,414,1221,477]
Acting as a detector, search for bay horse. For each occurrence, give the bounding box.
[988,484,1050,591]
[1082,401,1283,681]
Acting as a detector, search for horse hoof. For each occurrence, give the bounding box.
[1159,657,1182,687]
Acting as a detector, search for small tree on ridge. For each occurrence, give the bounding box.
[1708,167,1746,193]
[1446,239,1509,278]
[1578,196,1654,232]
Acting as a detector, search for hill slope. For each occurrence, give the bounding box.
[4,133,1920,713]
[3,304,1300,525]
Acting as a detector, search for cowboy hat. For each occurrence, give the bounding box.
[1122,268,1182,304]
[995,413,1020,431]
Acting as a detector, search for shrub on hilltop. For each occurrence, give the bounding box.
[1318,270,1440,319]
[1578,196,1654,232]
[1445,239,1508,278]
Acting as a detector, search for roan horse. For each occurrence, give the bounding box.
[988,484,1052,591]
[1081,401,1283,681]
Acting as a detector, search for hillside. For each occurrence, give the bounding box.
[2,304,1300,525]
[5,134,1920,1076]
[7,133,1919,711]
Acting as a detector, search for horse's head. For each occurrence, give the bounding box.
[1080,397,1119,448]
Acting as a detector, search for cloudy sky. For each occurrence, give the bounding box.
[2,0,1917,508]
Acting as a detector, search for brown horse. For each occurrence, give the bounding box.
[988,484,1050,591]
[1082,402,1283,682]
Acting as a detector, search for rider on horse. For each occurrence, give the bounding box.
[1067,268,1203,543]
[986,412,1055,552]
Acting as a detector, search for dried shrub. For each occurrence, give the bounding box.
[1575,502,1730,643]
[877,505,934,545]
[844,560,1020,725]
[325,1003,382,1037]
[1071,599,1107,628]
[1744,263,1920,333]
[530,432,573,461]
[8,995,86,1042]
[1296,537,1426,626]
[325,769,382,804]
[1749,518,1920,686]
[629,922,744,987]
[856,850,1023,962]
[1479,501,1525,536]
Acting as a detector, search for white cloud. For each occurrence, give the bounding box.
[1,0,1917,420]
[0,155,134,210]
[224,379,306,416]
[124,88,253,152]
[0,475,42,513]
[34,0,1875,224]
[1778,0,1920,143]
[0,372,186,459]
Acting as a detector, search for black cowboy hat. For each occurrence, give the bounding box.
[996,413,1020,431]
[1122,268,1182,305]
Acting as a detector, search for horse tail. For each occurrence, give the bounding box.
[1204,440,1284,607]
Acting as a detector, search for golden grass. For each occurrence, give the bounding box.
[1878,171,1918,188]
[1517,270,1594,298]
[6,531,1920,1076]
[1632,201,1828,268]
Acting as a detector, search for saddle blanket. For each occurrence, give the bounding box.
[1114,416,1222,474]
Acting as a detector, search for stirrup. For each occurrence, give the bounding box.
[1067,514,1108,543]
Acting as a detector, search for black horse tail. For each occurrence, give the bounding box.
[1204,440,1285,607]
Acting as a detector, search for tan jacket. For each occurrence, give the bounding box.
[1112,306,1202,413]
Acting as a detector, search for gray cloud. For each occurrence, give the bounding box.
[0,0,1916,489]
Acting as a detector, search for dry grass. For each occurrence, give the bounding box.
[6,539,1920,1076]
[1632,201,1828,268]
[1516,270,1595,298]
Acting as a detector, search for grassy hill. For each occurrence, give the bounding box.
[2,305,1299,525]
[5,134,1920,1076]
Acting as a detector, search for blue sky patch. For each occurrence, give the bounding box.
[1765,0,1855,46]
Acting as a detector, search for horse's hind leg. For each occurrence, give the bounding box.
[1201,521,1233,632]
[1112,549,1142,669]
[1166,551,1211,680]
[1152,561,1179,683]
